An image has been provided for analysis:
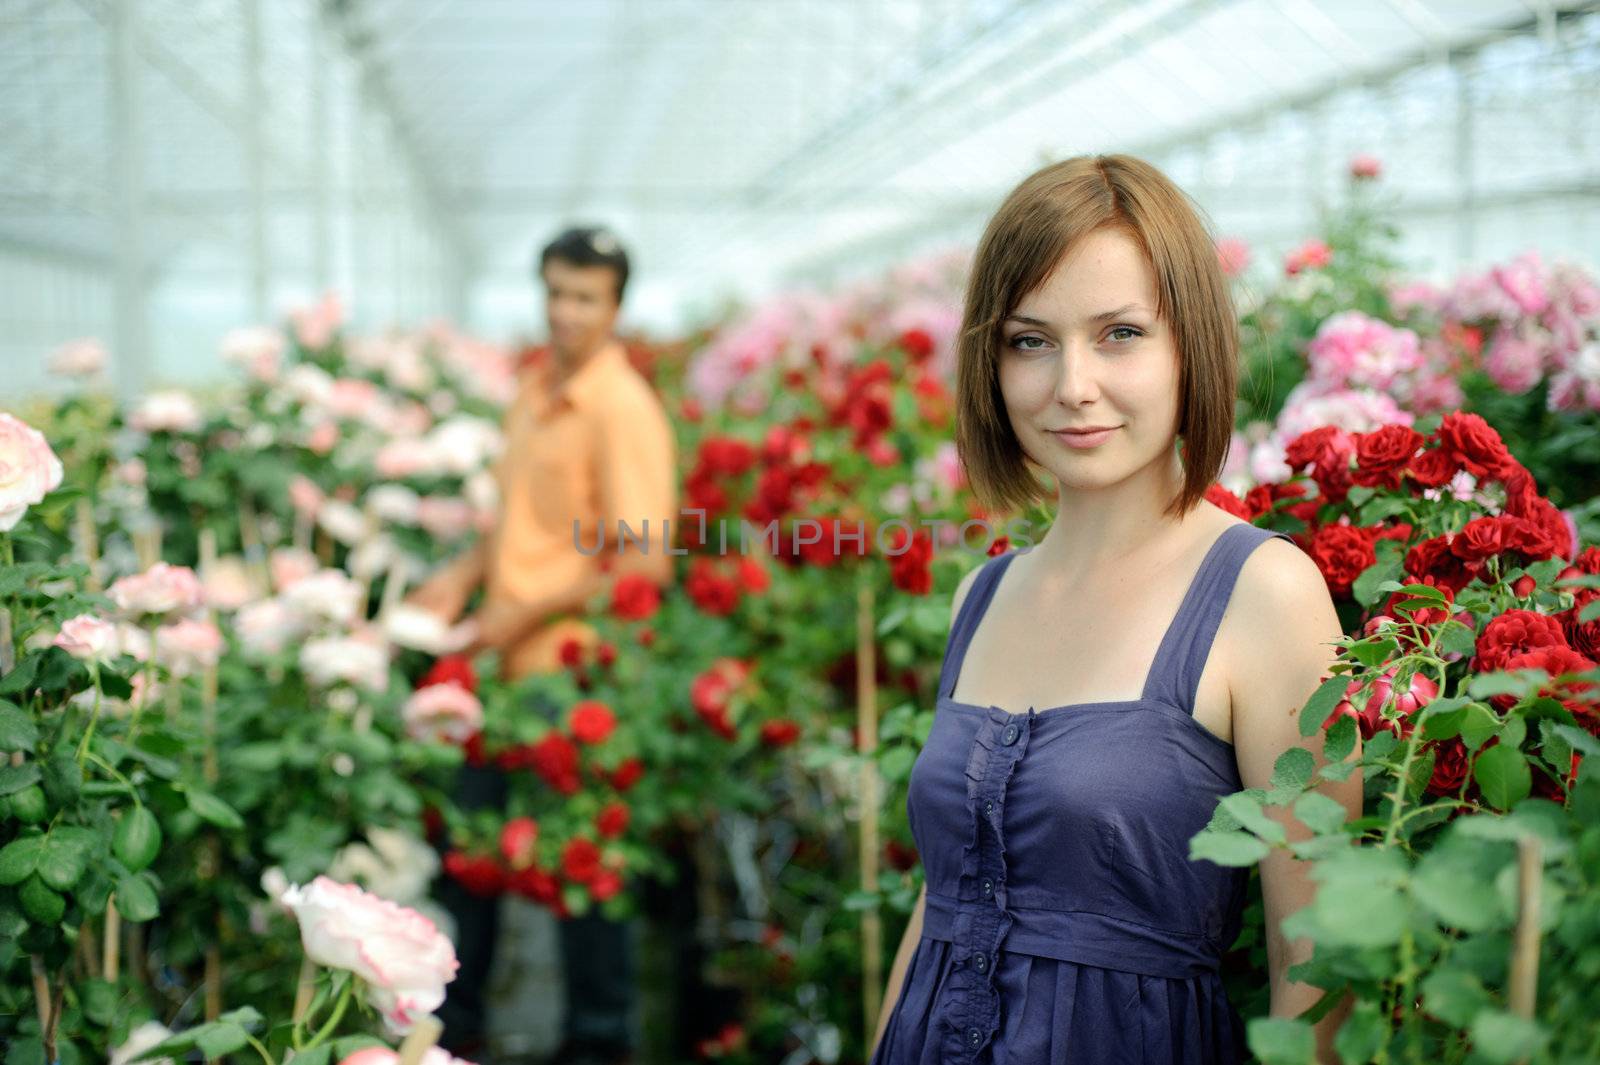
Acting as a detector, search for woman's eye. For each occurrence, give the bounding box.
[1107,326,1143,343]
[1007,335,1047,351]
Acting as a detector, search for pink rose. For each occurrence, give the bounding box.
[269,547,320,593]
[233,599,302,659]
[219,326,285,382]
[202,556,259,611]
[416,497,475,540]
[53,615,120,665]
[290,291,344,351]
[109,562,205,618]
[339,1048,473,1065]
[48,337,108,378]
[403,683,484,744]
[1349,154,1382,180]
[155,618,224,677]
[280,876,459,1035]
[0,413,65,531]
[1215,237,1251,278]
[288,476,325,516]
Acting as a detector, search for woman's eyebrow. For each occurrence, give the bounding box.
[1004,303,1148,327]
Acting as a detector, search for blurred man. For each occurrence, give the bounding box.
[408,226,677,1065]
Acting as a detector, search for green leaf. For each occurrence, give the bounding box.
[114,872,160,922]
[1299,675,1351,738]
[1420,968,1491,1028]
[1468,1010,1548,1064]
[1474,744,1531,811]
[0,834,46,885]
[1270,748,1316,792]
[1411,854,1499,931]
[1293,792,1347,835]
[1246,1016,1315,1065]
[0,762,42,796]
[0,702,38,753]
[1314,884,1407,947]
[0,655,40,695]
[184,789,244,830]
[1220,792,1286,844]
[1458,703,1500,750]
[1548,723,1600,757]
[37,834,91,891]
[1332,1000,1387,1065]
[1189,830,1271,867]
[19,874,65,925]
[1321,715,1356,763]
[112,806,162,872]
[194,1024,250,1060]
[39,754,81,807]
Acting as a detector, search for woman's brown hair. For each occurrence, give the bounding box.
[954,153,1237,519]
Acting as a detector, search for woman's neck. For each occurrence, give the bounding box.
[1028,445,1196,580]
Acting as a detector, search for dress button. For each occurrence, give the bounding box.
[973,951,988,973]
[1001,723,1019,745]
[983,799,995,815]
[981,877,994,897]
[967,1026,983,1047]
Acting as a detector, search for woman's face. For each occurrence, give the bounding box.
[997,226,1181,496]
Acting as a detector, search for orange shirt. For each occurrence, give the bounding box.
[470,339,678,679]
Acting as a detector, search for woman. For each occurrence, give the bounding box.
[869,155,1360,1064]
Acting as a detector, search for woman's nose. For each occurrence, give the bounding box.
[1053,342,1100,406]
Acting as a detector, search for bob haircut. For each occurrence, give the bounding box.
[954,153,1238,520]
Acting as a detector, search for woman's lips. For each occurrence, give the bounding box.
[1051,427,1118,449]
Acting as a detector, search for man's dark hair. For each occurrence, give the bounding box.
[537,226,630,304]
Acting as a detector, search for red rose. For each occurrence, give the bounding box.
[1450,516,1504,565]
[1472,609,1570,673]
[884,840,919,872]
[610,574,662,622]
[444,851,506,897]
[888,528,934,596]
[1283,426,1355,504]
[597,641,617,668]
[610,756,644,792]
[557,637,586,669]
[1405,535,1475,595]
[737,556,771,594]
[1498,515,1559,563]
[1307,523,1376,599]
[1404,446,1459,490]
[1425,738,1471,797]
[1204,483,1250,520]
[1506,495,1573,561]
[986,535,1012,557]
[760,719,802,747]
[418,654,476,694]
[899,327,936,363]
[463,730,489,768]
[1359,668,1439,738]
[589,869,624,903]
[1531,751,1584,803]
[507,865,562,906]
[1490,646,1598,721]
[1436,411,1514,480]
[529,732,582,795]
[561,838,603,884]
[596,801,630,839]
[1352,425,1425,490]
[569,700,617,745]
[499,817,540,869]
[686,557,742,615]
[1381,576,1456,630]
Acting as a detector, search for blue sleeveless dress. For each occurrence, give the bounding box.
[871,521,1295,1064]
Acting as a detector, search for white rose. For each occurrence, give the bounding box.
[280,876,459,1036]
[128,390,203,434]
[382,605,472,655]
[300,635,389,692]
[318,499,370,545]
[282,569,364,628]
[0,413,65,531]
[366,484,422,526]
[47,337,108,378]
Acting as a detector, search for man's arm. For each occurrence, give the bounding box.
[472,390,677,652]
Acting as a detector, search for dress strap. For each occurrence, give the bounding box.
[937,550,1019,700]
[1142,522,1297,714]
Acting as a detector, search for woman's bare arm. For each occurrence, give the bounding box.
[1229,539,1362,1063]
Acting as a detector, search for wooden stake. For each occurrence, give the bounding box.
[857,579,883,1046]
[1509,834,1544,1032]
[396,1015,444,1065]
[75,497,103,594]
[205,942,222,1021]
[103,897,121,982]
